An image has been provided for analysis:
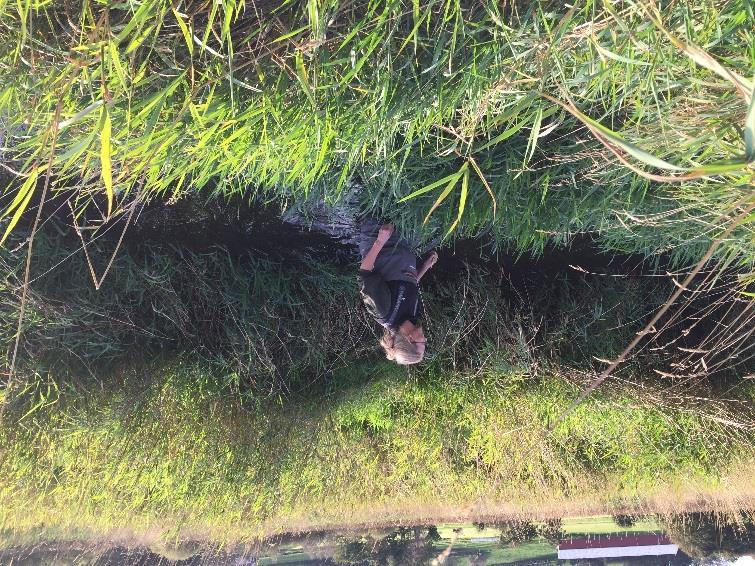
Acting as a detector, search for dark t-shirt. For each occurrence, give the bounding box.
[385,280,423,328]
[358,270,423,330]
[358,218,418,283]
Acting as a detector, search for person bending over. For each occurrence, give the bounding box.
[357,219,438,365]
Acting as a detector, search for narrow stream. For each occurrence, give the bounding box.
[2,513,753,565]
[123,196,655,285]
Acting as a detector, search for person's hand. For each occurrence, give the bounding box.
[416,250,438,282]
[425,250,438,268]
[376,223,394,244]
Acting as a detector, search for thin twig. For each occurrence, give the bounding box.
[0,161,28,178]
[70,195,139,290]
[1,100,64,420]
[548,198,755,432]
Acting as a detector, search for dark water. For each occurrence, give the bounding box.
[2,513,754,565]
[122,196,655,282]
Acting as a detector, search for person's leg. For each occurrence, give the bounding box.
[358,216,411,259]
[357,216,381,259]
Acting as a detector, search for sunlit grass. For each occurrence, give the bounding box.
[0,0,752,259]
[0,360,753,543]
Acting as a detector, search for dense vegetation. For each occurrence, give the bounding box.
[1,0,753,257]
[2,359,754,542]
[1,209,754,542]
[1,0,754,548]
[0,206,667,389]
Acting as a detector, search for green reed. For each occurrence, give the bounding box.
[0,0,752,261]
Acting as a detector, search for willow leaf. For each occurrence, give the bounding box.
[172,7,194,56]
[745,88,755,162]
[100,108,114,216]
[397,169,464,203]
[1,169,38,246]
[447,164,469,234]
[565,102,686,171]
[423,163,468,225]
[125,25,155,55]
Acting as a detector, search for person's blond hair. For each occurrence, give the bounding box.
[380,331,423,365]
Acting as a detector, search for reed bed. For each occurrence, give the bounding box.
[0,0,754,546]
[0,0,752,259]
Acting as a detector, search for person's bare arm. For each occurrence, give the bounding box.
[416,251,438,282]
[360,224,394,271]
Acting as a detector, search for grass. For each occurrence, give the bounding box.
[0,359,753,544]
[1,0,752,399]
[1,213,685,387]
[0,0,754,552]
[0,0,753,261]
[0,202,752,550]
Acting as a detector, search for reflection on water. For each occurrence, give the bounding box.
[2,513,754,565]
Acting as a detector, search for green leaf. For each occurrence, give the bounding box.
[745,86,755,162]
[687,159,750,176]
[397,0,427,55]
[397,169,465,203]
[58,99,104,131]
[473,94,537,152]
[100,107,114,216]
[476,120,529,153]
[108,42,128,89]
[200,1,218,54]
[2,168,38,217]
[314,124,332,175]
[57,133,95,171]
[307,0,320,38]
[114,1,154,45]
[272,26,309,43]
[447,164,469,234]
[565,103,686,171]
[172,7,194,56]
[125,24,155,55]
[593,41,651,67]
[524,106,543,164]
[1,168,39,246]
[295,51,316,107]
[423,163,468,225]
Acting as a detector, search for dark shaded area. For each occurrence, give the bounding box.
[125,196,653,283]
[9,186,664,296]
[5,192,752,397]
[127,197,355,263]
[122,197,755,382]
[661,512,755,560]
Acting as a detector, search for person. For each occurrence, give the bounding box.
[357,218,438,364]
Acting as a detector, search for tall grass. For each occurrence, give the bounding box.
[0,0,752,260]
[0,359,753,543]
[1,216,679,394]
[1,1,754,547]
[1,1,753,390]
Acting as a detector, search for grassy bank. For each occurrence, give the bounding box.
[1,0,754,551]
[1,360,753,543]
[1,212,753,547]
